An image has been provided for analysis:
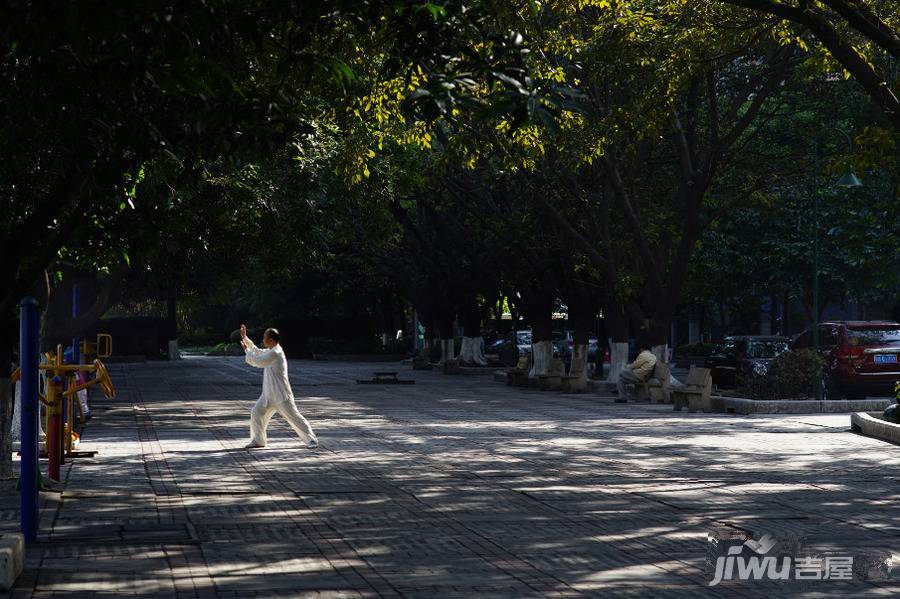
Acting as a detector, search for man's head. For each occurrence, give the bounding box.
[639,339,653,352]
[263,328,280,349]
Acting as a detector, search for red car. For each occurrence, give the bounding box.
[792,321,900,399]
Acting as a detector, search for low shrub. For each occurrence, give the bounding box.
[742,349,825,400]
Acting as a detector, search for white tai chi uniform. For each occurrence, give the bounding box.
[244,340,317,447]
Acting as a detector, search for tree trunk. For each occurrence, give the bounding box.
[440,338,456,363]
[527,298,554,378]
[459,337,487,366]
[568,344,589,391]
[607,343,629,383]
[0,316,15,479]
[567,292,595,385]
[605,300,630,383]
[458,297,487,366]
[530,340,553,378]
[167,293,177,340]
[0,377,11,479]
[783,291,792,336]
[436,310,456,365]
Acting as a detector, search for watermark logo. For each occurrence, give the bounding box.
[706,527,893,586]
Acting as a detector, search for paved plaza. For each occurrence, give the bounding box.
[3,357,900,597]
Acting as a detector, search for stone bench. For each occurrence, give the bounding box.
[634,362,672,403]
[505,357,530,386]
[537,359,566,391]
[672,366,713,412]
[0,534,24,591]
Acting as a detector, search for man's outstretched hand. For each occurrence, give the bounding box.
[239,324,250,349]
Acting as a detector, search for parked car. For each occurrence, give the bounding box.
[555,331,600,366]
[705,336,789,388]
[792,321,900,399]
[487,330,534,366]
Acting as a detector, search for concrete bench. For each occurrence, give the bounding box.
[634,362,672,403]
[442,359,463,374]
[506,356,530,386]
[412,352,432,370]
[673,366,712,412]
[0,534,24,591]
[357,371,414,385]
[538,359,566,391]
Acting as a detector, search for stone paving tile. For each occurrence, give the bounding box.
[7,357,900,597]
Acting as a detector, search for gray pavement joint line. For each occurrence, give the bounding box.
[68,360,892,599]
[176,388,401,599]
[342,386,864,500]
[384,397,673,474]
[290,417,585,596]
[130,386,211,594]
[210,448,401,598]
[332,422,695,593]
[305,403,818,593]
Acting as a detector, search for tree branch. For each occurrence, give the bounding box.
[820,0,900,59]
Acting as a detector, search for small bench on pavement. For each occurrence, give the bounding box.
[506,356,530,386]
[634,362,672,403]
[538,359,566,391]
[357,371,415,385]
[0,533,24,591]
[442,359,463,374]
[620,362,671,402]
[672,366,712,412]
[412,351,432,370]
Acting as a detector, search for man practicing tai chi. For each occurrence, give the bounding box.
[240,324,318,449]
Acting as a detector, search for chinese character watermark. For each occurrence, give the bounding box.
[706,527,894,586]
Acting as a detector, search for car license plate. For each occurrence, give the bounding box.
[874,354,897,364]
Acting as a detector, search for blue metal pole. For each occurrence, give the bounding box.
[19,297,39,542]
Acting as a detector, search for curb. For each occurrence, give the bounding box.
[851,412,900,445]
[717,396,893,415]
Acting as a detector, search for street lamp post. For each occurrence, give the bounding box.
[812,128,863,401]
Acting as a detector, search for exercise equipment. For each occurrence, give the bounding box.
[11,345,115,482]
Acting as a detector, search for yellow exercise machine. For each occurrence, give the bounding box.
[81,333,113,361]
[11,344,115,481]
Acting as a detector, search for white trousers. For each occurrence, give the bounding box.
[249,397,317,446]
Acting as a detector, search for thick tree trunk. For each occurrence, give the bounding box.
[605,299,629,383]
[436,309,456,365]
[529,340,553,378]
[0,319,15,479]
[459,337,487,366]
[440,338,456,363]
[607,342,630,383]
[567,344,589,391]
[518,286,554,378]
[528,304,554,378]
[783,291,792,336]
[567,291,595,385]
[0,377,11,478]
[43,269,123,348]
[458,297,487,366]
